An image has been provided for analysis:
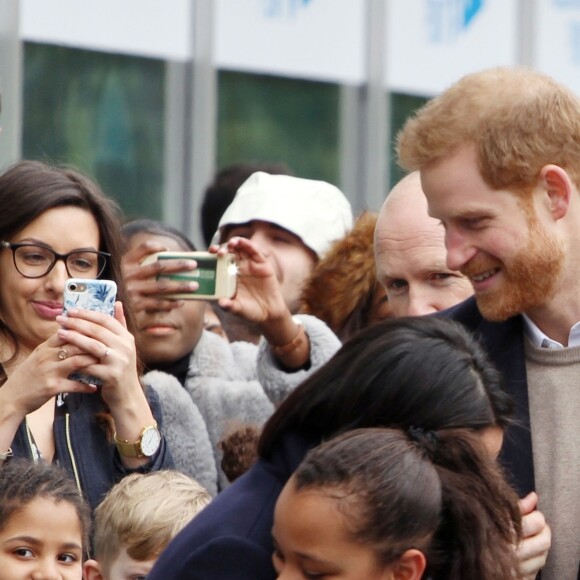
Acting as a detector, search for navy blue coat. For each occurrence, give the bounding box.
[441,296,534,496]
[150,296,535,579]
[10,386,173,511]
[149,432,313,580]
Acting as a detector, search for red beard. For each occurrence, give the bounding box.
[462,221,565,321]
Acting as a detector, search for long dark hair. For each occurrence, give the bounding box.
[290,428,521,579]
[0,160,133,360]
[259,316,513,458]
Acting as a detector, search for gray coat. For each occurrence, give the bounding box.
[148,315,341,491]
[146,370,218,496]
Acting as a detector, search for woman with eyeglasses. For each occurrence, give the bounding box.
[0,160,173,511]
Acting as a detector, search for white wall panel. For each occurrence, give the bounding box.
[20,0,192,60]
[215,0,365,83]
[386,0,518,96]
[536,0,580,93]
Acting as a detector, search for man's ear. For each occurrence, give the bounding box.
[83,559,104,580]
[538,165,573,221]
[386,548,426,580]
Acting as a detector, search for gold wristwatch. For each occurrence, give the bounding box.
[114,424,161,458]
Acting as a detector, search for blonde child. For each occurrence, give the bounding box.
[83,470,211,580]
[0,459,91,580]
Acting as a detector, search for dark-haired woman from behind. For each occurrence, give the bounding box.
[149,316,515,580]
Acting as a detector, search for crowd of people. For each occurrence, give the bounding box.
[0,65,577,580]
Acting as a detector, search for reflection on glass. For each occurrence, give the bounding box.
[23,42,165,220]
[218,70,339,184]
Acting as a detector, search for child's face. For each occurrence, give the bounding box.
[272,479,395,580]
[0,496,83,579]
[105,547,156,580]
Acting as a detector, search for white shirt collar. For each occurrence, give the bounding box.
[522,313,580,349]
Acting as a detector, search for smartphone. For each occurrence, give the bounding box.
[141,251,238,300]
[63,278,117,385]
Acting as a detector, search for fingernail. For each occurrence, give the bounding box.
[57,328,69,338]
[188,283,199,291]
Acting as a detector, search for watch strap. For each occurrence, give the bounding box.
[114,424,159,458]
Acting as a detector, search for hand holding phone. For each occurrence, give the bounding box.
[141,251,238,300]
[62,278,117,385]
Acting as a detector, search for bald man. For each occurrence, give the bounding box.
[374,172,473,317]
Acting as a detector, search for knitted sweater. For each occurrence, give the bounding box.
[525,339,580,580]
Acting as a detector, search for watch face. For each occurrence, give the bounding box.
[141,427,161,457]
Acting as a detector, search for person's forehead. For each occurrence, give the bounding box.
[229,220,305,242]
[377,211,445,251]
[127,231,189,252]
[379,192,434,236]
[419,145,494,214]
[380,245,449,280]
[376,217,448,273]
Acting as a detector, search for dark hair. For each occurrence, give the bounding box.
[0,459,91,551]
[218,423,260,483]
[121,218,196,252]
[0,160,134,360]
[201,162,292,247]
[291,428,521,579]
[259,316,513,458]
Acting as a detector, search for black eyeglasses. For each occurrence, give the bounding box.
[1,241,110,279]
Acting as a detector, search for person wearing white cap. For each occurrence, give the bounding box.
[120,174,349,489]
[212,172,353,314]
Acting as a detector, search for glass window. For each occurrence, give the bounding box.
[388,92,429,188]
[217,70,340,184]
[22,42,165,220]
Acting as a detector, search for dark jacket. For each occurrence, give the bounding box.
[10,386,173,511]
[149,297,536,580]
[148,431,314,580]
[441,296,534,496]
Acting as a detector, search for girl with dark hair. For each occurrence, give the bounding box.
[0,161,172,512]
[0,459,91,578]
[273,428,522,580]
[149,316,515,580]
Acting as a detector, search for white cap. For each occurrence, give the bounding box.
[212,172,353,258]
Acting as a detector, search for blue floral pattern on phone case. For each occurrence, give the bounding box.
[63,279,117,386]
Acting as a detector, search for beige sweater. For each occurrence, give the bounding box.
[525,339,580,580]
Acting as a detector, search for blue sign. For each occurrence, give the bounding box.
[427,0,485,43]
[263,0,314,18]
[553,0,580,8]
